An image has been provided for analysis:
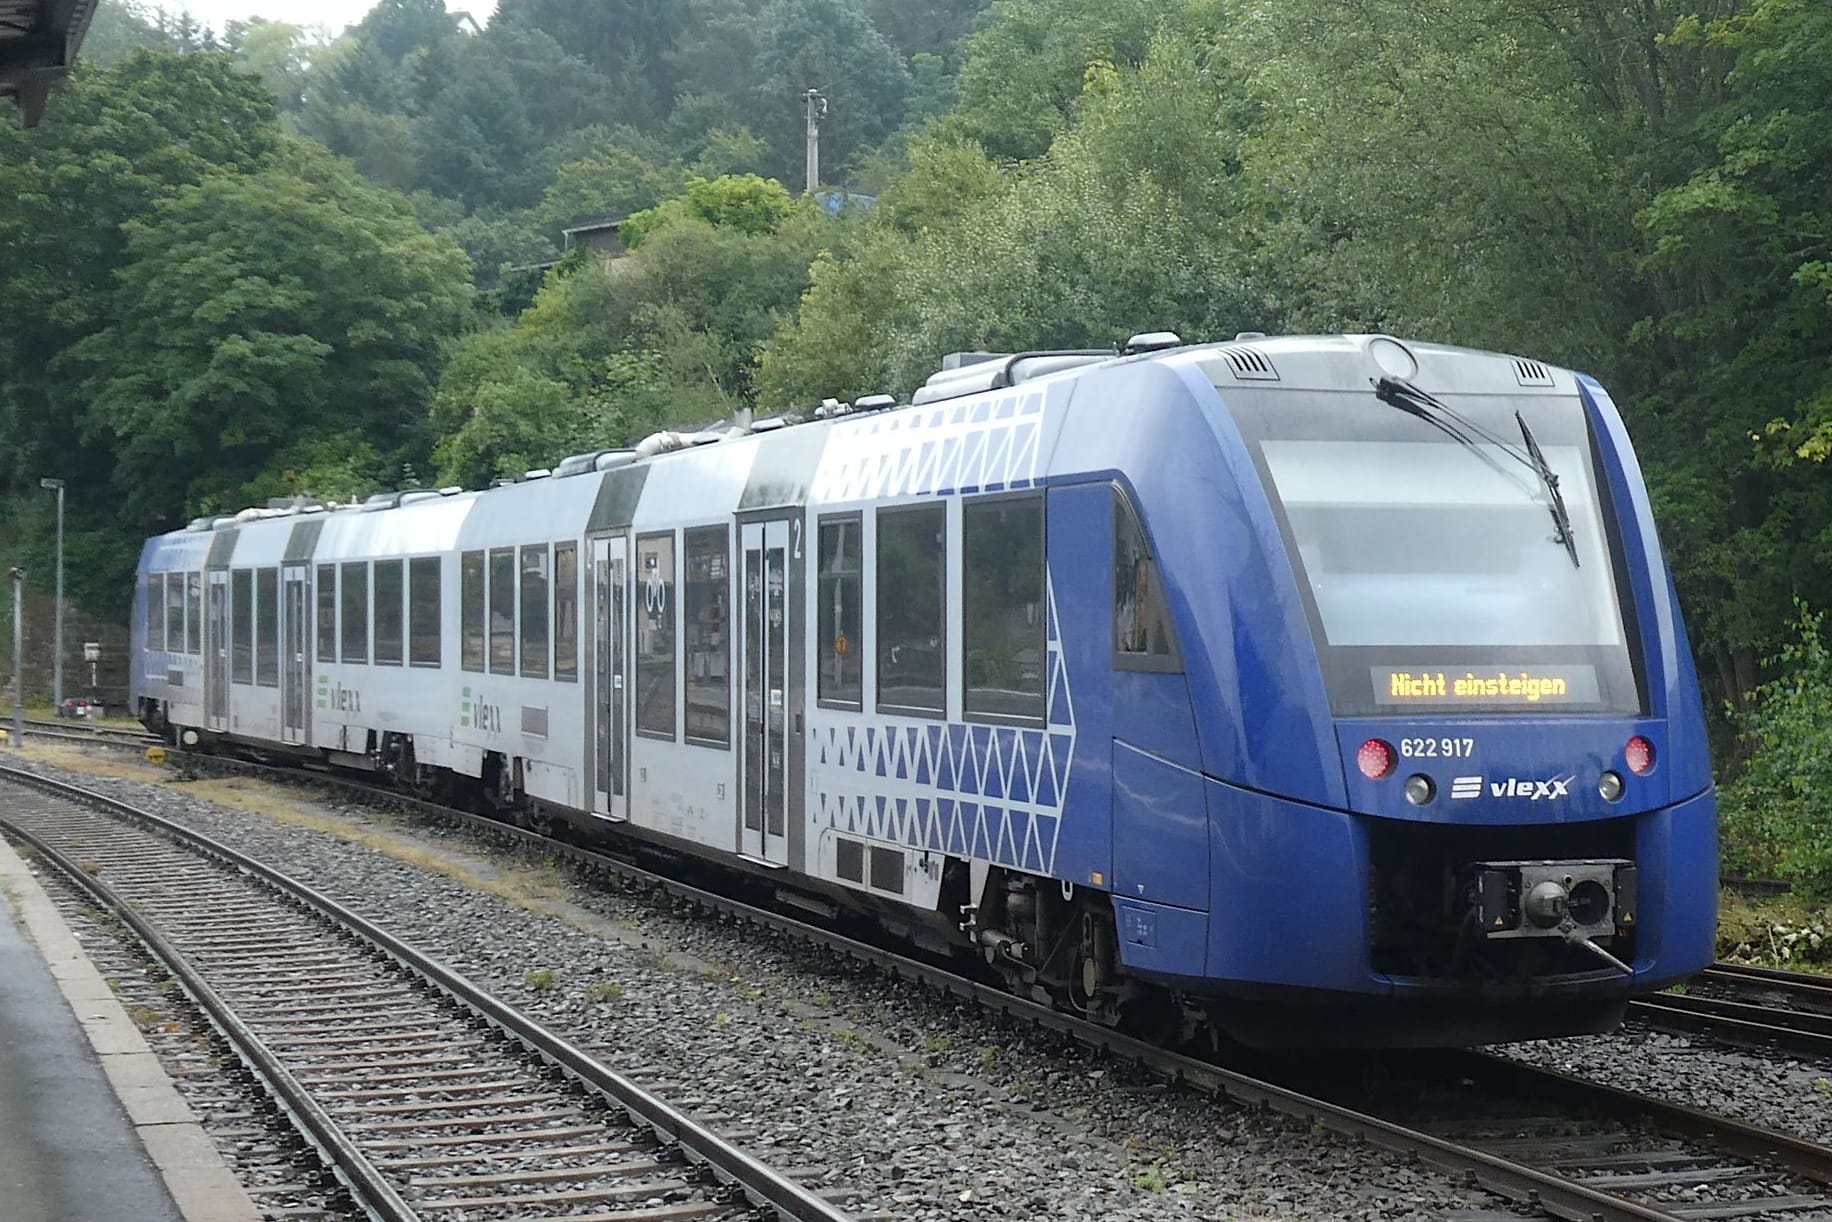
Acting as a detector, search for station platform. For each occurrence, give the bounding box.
[0,833,259,1222]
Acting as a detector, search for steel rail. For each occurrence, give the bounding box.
[134,749,1825,1222]
[0,762,855,1222]
[0,794,419,1221]
[1630,964,1832,1060]
[23,717,159,741]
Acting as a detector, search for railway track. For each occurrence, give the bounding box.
[18,716,161,750]
[72,748,1832,1222]
[0,763,858,1222]
[1633,964,1832,1061]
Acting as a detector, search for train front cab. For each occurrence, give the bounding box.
[1068,339,1717,1047]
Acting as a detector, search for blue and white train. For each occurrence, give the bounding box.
[132,334,1716,1046]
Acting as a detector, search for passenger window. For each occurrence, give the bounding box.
[165,573,184,653]
[409,557,441,667]
[877,504,946,716]
[1114,488,1177,665]
[256,568,280,686]
[964,496,1045,722]
[635,532,676,737]
[341,562,369,664]
[232,569,254,683]
[520,545,550,679]
[372,560,403,666]
[683,526,730,746]
[817,517,862,707]
[145,575,158,643]
[460,551,484,672]
[186,573,202,655]
[316,564,337,662]
[488,548,515,675]
[552,543,578,682]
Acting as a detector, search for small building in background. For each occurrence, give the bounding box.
[563,218,626,258]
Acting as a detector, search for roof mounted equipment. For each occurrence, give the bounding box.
[1123,331,1183,354]
[914,349,1112,406]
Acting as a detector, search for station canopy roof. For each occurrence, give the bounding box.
[1,0,98,127]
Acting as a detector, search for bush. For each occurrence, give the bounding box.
[1718,604,1832,894]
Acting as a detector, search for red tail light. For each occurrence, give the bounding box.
[1358,739,1397,779]
[1625,735,1656,776]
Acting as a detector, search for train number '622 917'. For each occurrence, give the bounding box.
[1400,737,1476,758]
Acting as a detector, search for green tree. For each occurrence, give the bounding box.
[1719,606,1832,892]
[620,174,799,247]
[0,51,280,602]
[65,139,474,521]
[938,0,1171,161]
[223,19,319,110]
[762,33,1267,401]
[747,0,912,182]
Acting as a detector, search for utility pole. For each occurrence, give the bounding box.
[8,567,23,747]
[804,88,827,197]
[40,477,64,711]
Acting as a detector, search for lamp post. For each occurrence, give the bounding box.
[39,477,63,711]
[8,567,23,747]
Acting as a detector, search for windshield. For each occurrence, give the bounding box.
[1222,386,1642,716]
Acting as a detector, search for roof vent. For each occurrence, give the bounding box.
[398,490,442,506]
[594,450,637,471]
[1123,331,1182,353]
[1214,344,1280,381]
[1512,358,1555,387]
[522,468,553,481]
[855,393,897,412]
[1234,331,1268,342]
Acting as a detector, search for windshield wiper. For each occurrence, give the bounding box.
[1515,410,1579,569]
[1371,376,1580,569]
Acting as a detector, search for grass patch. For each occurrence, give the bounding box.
[1718,889,1832,971]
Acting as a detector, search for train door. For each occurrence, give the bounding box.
[205,571,229,732]
[280,565,309,745]
[740,518,797,864]
[592,534,629,821]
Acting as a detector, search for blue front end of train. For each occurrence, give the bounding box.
[1052,337,1715,1046]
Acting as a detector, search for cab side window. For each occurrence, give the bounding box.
[1114,487,1178,669]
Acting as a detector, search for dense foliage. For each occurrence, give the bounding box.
[4,0,1832,839]
[1718,608,1832,893]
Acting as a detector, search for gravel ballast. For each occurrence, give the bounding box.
[6,752,1524,1220]
[1500,1027,1832,1148]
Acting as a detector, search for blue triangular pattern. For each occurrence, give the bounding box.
[943,799,967,856]
[958,729,982,794]
[1035,813,1060,862]
[992,807,1017,866]
[967,803,992,859]
[1050,733,1073,794]
[982,730,1006,800]
[1020,814,1043,872]
[969,399,992,424]
[1007,733,1032,805]
[1049,674,1072,726]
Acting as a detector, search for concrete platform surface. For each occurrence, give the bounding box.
[0,829,259,1222]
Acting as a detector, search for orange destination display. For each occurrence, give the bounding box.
[1372,665,1602,707]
